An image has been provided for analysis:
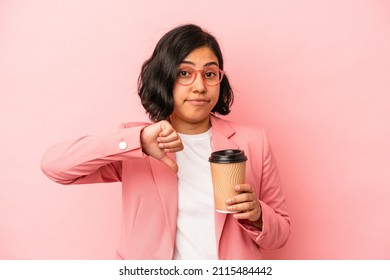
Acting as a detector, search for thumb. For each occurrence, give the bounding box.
[159,155,178,173]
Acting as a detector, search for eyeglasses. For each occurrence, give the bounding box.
[176,66,225,86]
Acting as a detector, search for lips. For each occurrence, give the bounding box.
[186,98,210,105]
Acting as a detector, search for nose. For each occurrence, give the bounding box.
[192,72,207,93]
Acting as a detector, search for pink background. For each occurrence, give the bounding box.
[1,0,389,259]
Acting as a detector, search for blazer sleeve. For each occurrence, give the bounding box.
[40,122,149,185]
[239,128,291,250]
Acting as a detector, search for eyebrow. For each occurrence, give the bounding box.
[180,60,219,67]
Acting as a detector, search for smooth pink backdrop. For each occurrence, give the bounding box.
[1,0,389,259]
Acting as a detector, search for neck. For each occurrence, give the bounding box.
[169,115,211,135]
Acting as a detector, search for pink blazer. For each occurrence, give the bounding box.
[41,115,290,259]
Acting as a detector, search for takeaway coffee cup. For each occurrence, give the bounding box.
[209,149,247,213]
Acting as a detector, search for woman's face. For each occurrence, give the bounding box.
[170,46,220,134]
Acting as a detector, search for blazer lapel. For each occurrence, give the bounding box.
[149,154,178,258]
[210,115,239,253]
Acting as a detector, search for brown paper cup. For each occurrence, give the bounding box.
[209,150,247,213]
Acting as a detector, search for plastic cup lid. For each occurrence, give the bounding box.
[209,149,247,163]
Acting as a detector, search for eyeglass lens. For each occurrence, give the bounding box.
[177,67,223,86]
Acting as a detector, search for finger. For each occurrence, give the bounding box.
[226,192,255,205]
[227,200,257,213]
[159,121,175,137]
[233,209,259,221]
[158,139,183,150]
[157,133,181,143]
[234,183,253,193]
[163,146,183,153]
[159,155,178,173]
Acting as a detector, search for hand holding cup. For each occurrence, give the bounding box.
[226,183,263,228]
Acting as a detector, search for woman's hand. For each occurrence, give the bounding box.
[140,120,183,172]
[226,184,263,229]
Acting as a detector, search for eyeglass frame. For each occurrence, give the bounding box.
[175,66,226,86]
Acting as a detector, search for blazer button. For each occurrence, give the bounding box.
[119,141,128,150]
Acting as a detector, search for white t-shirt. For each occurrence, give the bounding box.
[173,128,217,260]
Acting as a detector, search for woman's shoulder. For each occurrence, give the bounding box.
[211,115,265,135]
[212,115,271,151]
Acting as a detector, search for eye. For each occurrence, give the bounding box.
[178,69,192,77]
[204,69,218,78]
[179,70,188,77]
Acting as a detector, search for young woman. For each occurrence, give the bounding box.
[41,24,290,259]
